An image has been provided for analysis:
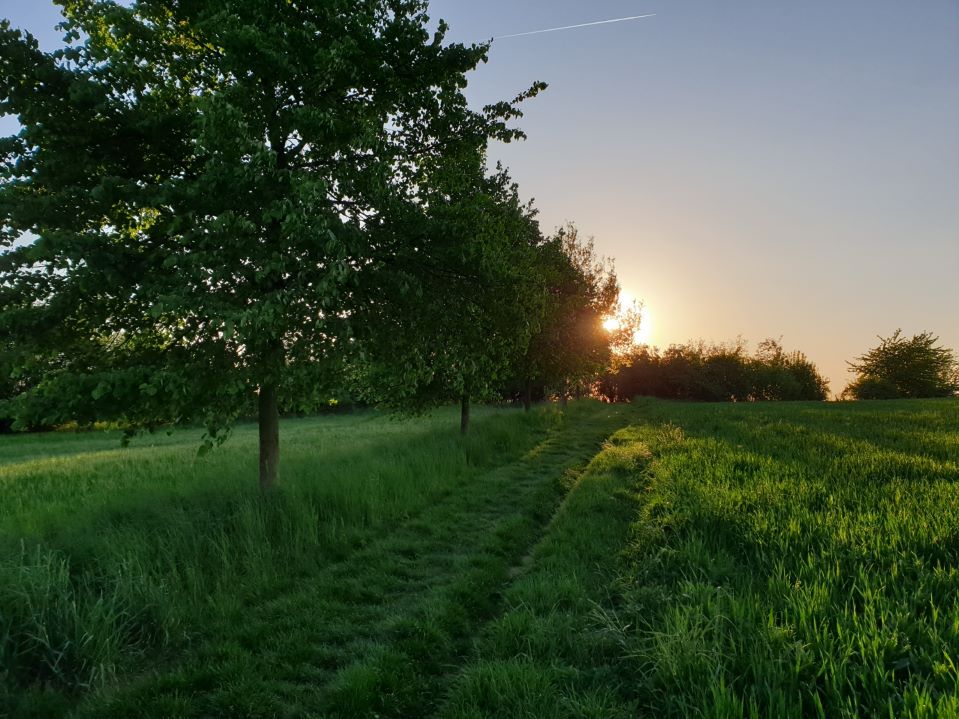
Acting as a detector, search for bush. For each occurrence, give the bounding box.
[599,338,829,403]
[844,330,958,399]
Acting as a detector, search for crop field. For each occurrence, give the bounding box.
[2,399,957,717]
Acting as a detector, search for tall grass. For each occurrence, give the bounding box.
[0,406,556,704]
[616,399,959,717]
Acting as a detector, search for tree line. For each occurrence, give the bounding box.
[0,0,634,488]
[599,331,957,403]
[598,338,831,402]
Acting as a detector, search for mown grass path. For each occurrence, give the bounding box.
[437,423,661,719]
[71,404,635,718]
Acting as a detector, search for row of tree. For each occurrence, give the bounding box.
[2,4,953,491]
[598,338,830,403]
[0,1,633,488]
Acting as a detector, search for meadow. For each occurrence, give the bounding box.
[1,399,957,717]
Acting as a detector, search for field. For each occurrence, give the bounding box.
[2,399,957,717]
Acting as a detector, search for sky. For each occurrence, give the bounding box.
[3,1,958,395]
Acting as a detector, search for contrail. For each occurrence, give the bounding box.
[494,13,656,40]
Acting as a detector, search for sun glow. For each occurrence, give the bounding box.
[634,305,652,345]
[603,290,653,346]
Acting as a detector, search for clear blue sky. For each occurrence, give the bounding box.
[4,1,958,394]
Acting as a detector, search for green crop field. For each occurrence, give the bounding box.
[2,399,957,718]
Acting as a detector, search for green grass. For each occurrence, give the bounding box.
[0,401,636,716]
[611,399,959,718]
[3,398,957,717]
[438,423,665,719]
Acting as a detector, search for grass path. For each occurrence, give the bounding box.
[438,422,662,719]
[72,403,635,718]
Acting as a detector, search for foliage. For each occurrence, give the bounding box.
[514,223,627,405]
[0,0,543,483]
[844,330,958,399]
[351,162,545,424]
[599,337,829,402]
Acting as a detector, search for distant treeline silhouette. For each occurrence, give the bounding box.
[599,338,829,402]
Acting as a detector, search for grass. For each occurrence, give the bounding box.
[2,398,957,717]
[438,423,664,719]
[611,399,959,718]
[1,401,635,716]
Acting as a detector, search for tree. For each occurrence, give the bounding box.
[354,163,544,433]
[516,224,627,410]
[752,338,829,401]
[0,1,543,488]
[844,330,958,400]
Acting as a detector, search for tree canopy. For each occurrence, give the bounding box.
[352,162,545,433]
[514,223,629,408]
[844,330,958,400]
[0,0,544,486]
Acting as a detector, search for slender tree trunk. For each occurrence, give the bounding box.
[258,383,280,490]
[460,393,470,435]
[523,379,532,412]
[560,377,569,410]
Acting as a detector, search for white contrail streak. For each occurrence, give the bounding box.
[494,13,656,40]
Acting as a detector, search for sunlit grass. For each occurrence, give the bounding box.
[3,398,956,717]
[614,399,959,717]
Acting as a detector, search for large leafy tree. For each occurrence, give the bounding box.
[844,330,958,400]
[0,0,542,487]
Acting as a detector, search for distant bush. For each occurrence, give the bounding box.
[843,330,958,400]
[599,338,829,402]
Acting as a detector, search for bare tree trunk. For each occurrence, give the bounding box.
[523,379,532,412]
[258,383,280,490]
[460,393,470,435]
[560,377,569,410]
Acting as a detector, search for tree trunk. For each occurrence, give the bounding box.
[523,379,532,412]
[258,383,280,490]
[460,393,470,435]
[560,378,569,410]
